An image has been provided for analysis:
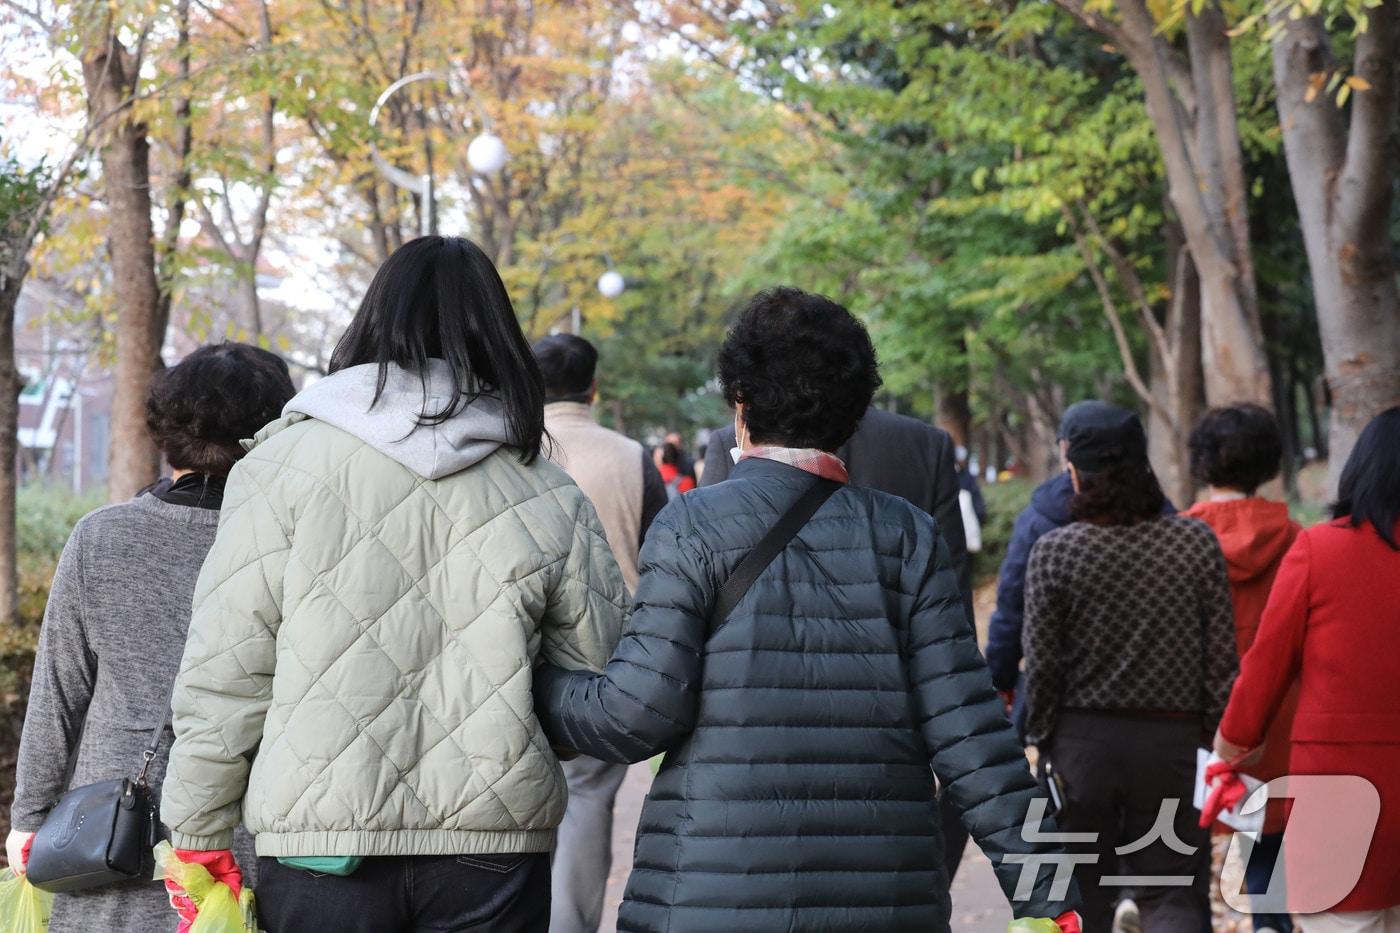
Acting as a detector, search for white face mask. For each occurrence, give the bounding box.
[730,414,745,464]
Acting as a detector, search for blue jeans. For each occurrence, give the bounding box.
[1244,832,1293,932]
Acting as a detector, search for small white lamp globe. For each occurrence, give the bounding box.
[467,133,509,175]
[598,270,625,298]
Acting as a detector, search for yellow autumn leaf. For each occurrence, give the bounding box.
[1346,76,1373,91]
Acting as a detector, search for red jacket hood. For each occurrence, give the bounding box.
[1186,498,1300,585]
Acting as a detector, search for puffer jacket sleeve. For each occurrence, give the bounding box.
[534,506,709,764]
[540,487,629,673]
[906,526,1079,920]
[162,456,289,850]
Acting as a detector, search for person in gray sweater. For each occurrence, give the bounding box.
[6,343,294,932]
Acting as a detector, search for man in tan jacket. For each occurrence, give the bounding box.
[534,334,667,933]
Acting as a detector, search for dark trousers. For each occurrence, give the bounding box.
[256,853,550,933]
[1044,710,1211,933]
[940,790,969,882]
[1243,832,1293,932]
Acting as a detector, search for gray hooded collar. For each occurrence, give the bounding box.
[279,359,514,479]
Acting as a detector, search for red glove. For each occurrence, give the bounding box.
[1056,912,1083,933]
[1199,759,1248,828]
[164,849,243,933]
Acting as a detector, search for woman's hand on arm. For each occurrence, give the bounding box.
[534,512,710,764]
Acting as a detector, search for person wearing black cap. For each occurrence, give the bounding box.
[1021,402,1237,932]
[985,401,1176,736]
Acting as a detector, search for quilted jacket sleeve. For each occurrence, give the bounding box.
[540,488,629,674]
[162,457,290,850]
[534,508,709,763]
[906,527,1079,920]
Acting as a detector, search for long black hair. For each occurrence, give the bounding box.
[1332,406,1400,549]
[329,236,545,463]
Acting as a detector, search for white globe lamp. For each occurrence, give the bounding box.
[467,133,509,175]
[597,270,625,298]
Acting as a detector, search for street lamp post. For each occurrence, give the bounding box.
[368,72,508,237]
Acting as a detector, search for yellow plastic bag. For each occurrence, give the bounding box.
[152,842,260,933]
[1007,920,1061,933]
[0,868,53,933]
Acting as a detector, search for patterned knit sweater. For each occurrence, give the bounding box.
[1021,514,1238,746]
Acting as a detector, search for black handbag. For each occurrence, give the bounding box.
[25,712,168,893]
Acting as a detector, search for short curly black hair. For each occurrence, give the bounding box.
[1188,404,1283,493]
[717,287,882,451]
[145,342,296,474]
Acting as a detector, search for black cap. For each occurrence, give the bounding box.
[1059,400,1147,472]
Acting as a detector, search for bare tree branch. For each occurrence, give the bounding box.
[1062,204,1178,433]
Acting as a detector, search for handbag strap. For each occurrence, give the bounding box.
[707,477,842,636]
[59,676,177,792]
[134,678,178,788]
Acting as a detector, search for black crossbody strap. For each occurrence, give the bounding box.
[708,477,842,636]
[59,677,177,792]
[134,678,178,787]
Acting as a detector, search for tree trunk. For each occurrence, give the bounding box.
[1062,0,1274,408]
[937,386,972,450]
[0,267,25,624]
[1149,243,1203,508]
[83,30,164,503]
[1271,1,1400,493]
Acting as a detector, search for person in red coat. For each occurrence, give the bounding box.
[1215,407,1400,930]
[1186,405,1301,933]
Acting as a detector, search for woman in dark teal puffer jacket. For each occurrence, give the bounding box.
[535,288,1081,933]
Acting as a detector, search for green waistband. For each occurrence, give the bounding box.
[276,856,364,876]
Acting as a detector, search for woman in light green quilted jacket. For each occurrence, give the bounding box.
[159,237,630,933]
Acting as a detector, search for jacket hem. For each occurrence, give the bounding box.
[170,831,237,851]
[252,829,557,858]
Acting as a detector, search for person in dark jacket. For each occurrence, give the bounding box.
[535,287,1081,933]
[704,375,977,882]
[985,402,1175,729]
[6,344,293,933]
[1022,402,1237,932]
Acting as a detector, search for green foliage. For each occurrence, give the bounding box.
[13,485,100,627]
[0,157,51,275]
